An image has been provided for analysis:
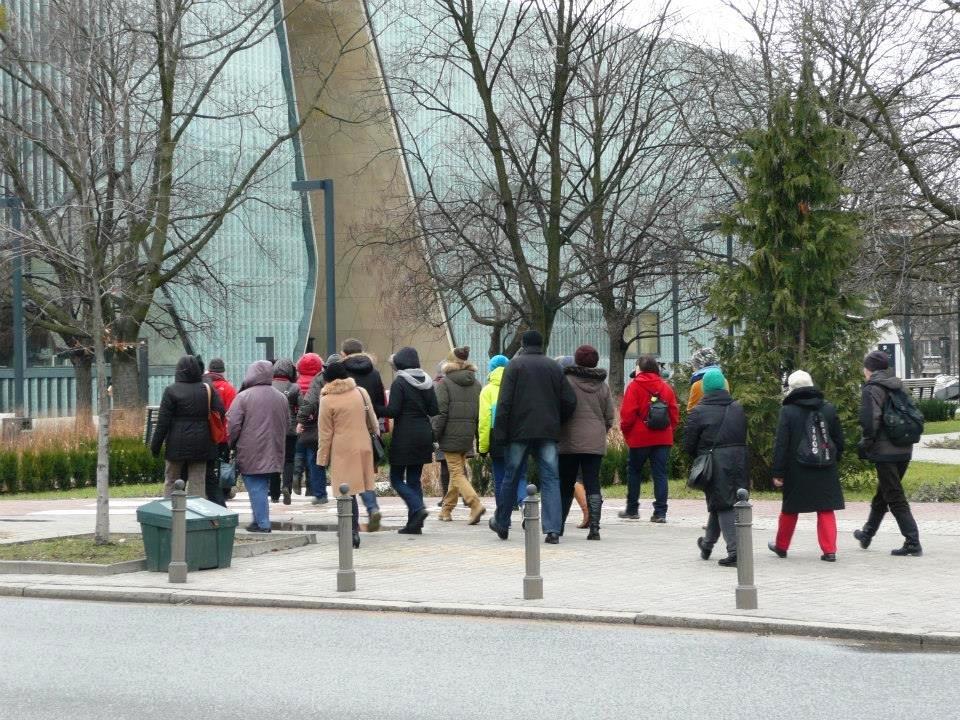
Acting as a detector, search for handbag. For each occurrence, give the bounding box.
[687,404,729,489]
[357,388,386,465]
[205,384,228,445]
[218,460,237,489]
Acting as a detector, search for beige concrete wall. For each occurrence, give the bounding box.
[282,0,450,374]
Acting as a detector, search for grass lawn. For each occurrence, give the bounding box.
[923,419,960,435]
[0,534,145,563]
[1,483,164,501]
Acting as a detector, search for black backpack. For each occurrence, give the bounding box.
[645,389,671,430]
[880,388,925,447]
[796,410,835,467]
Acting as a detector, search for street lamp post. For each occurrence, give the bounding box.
[1,196,25,416]
[292,178,336,357]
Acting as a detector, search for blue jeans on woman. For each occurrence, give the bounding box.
[390,464,425,521]
[493,456,528,508]
[244,473,271,530]
[626,445,670,518]
[301,445,328,500]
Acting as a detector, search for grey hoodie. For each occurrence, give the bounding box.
[397,368,434,390]
[227,361,290,475]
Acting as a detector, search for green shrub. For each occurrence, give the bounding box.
[0,451,18,493]
[18,451,41,493]
[917,398,955,423]
[69,447,96,488]
[841,469,875,494]
[467,455,493,495]
[910,481,960,503]
[48,449,72,491]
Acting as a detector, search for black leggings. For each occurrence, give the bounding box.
[558,453,602,527]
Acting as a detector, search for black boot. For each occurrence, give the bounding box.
[352,532,361,549]
[853,529,873,549]
[891,542,923,557]
[586,494,602,540]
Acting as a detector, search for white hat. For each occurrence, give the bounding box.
[787,370,814,391]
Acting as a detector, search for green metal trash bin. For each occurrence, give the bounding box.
[137,497,239,572]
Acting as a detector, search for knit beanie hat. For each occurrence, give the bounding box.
[488,355,508,372]
[574,344,600,368]
[446,346,470,363]
[864,350,890,372]
[702,368,726,394]
[341,338,364,356]
[691,347,719,371]
[208,358,225,373]
[787,370,814,391]
[521,330,543,348]
[325,353,342,366]
[323,361,349,382]
[555,355,575,369]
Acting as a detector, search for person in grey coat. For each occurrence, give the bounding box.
[684,368,748,567]
[227,361,290,532]
[557,345,615,540]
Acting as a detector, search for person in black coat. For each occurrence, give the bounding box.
[270,358,301,505]
[489,330,578,545]
[383,346,439,534]
[767,371,845,562]
[683,368,748,567]
[151,355,225,498]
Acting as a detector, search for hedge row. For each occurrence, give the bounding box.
[0,437,163,494]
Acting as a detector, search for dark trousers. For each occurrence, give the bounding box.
[439,459,450,497]
[559,453,602,529]
[626,445,670,517]
[390,464,425,520]
[204,460,226,507]
[864,461,920,545]
[270,435,298,501]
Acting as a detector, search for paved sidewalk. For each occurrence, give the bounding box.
[1,493,958,644]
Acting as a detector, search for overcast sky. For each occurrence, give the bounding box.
[626,0,760,49]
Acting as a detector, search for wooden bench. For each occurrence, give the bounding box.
[901,378,937,400]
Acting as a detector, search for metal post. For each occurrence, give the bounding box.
[523,483,543,600]
[168,479,188,583]
[336,483,356,592]
[322,179,336,358]
[2,197,25,416]
[734,488,757,609]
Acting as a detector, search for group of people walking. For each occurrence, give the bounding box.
[150,333,924,561]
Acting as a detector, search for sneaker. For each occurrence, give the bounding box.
[821,553,837,562]
[245,523,271,534]
[717,555,737,567]
[649,514,666,524]
[891,543,923,557]
[618,510,640,520]
[853,529,872,549]
[697,536,712,560]
[488,517,509,540]
[767,541,787,558]
[367,510,382,532]
[544,532,560,544]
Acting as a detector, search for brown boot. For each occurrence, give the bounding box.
[575,482,589,529]
[438,509,453,521]
[467,496,487,525]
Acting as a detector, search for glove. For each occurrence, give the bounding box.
[857,438,871,460]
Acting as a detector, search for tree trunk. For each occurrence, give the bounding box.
[605,315,630,402]
[110,346,141,410]
[71,352,94,434]
[90,287,111,545]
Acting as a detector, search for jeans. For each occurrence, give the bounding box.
[864,461,920,544]
[775,511,837,554]
[360,490,380,516]
[626,445,670,517]
[495,441,560,534]
[244,473,271,530]
[559,453,602,529]
[390,464,425,520]
[492,457,528,507]
[302,445,328,500]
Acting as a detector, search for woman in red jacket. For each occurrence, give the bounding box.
[619,355,680,522]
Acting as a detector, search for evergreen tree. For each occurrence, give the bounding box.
[708,64,872,486]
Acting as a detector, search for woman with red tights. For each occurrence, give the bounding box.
[768,370,846,562]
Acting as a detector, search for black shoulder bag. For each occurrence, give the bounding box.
[687,404,730,490]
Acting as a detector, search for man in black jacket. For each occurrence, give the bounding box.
[854,351,923,556]
[489,330,577,544]
[341,338,386,529]
[151,355,225,498]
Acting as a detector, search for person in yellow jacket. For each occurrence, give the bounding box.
[479,355,527,509]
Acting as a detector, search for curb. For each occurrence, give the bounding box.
[0,581,957,649]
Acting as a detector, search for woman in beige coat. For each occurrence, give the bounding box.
[318,361,380,548]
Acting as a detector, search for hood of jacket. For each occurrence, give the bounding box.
[867,368,903,391]
[273,358,297,382]
[631,371,668,396]
[690,364,721,382]
[244,360,275,388]
[203,371,227,384]
[487,366,504,387]
[397,368,433,390]
[343,353,375,375]
[320,377,357,396]
[392,347,421,371]
[784,386,825,409]
[442,361,478,386]
[564,365,607,393]
[297,353,323,377]
[699,388,734,407]
[175,355,202,383]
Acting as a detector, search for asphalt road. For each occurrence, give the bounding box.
[2,598,958,720]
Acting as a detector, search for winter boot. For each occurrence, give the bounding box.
[575,483,589,529]
[467,496,486,525]
[586,494,603,540]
